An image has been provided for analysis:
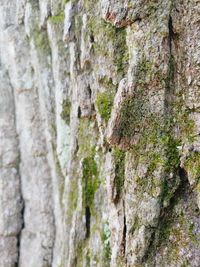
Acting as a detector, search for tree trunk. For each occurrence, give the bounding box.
[0,0,199,266]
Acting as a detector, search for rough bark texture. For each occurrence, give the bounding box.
[0,0,200,266]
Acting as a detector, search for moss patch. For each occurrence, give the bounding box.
[185,151,200,187]
[49,11,65,24]
[33,28,51,53]
[61,99,71,124]
[101,221,111,266]
[114,56,159,142]
[161,133,181,173]
[144,174,200,266]
[96,76,116,123]
[82,153,100,208]
[88,17,128,77]
[113,148,126,201]
[117,95,147,139]
[68,177,79,213]
[96,91,114,122]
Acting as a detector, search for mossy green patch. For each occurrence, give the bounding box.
[96,91,114,122]
[135,57,154,83]
[33,28,51,53]
[147,153,163,174]
[160,133,181,173]
[185,151,200,187]
[144,188,198,265]
[113,148,125,200]
[98,76,117,91]
[60,99,71,124]
[78,119,99,156]
[101,221,111,266]
[82,154,100,208]
[180,111,195,143]
[114,28,129,77]
[114,57,160,141]
[117,96,160,142]
[173,94,196,143]
[49,11,65,24]
[68,177,79,212]
[125,113,181,205]
[88,17,128,77]
[96,76,116,123]
[130,215,140,232]
[86,250,90,266]
[84,0,98,12]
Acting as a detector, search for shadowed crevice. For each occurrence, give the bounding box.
[85,206,91,239]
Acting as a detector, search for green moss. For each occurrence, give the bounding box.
[96,76,116,123]
[78,119,99,156]
[49,11,64,24]
[114,27,129,76]
[117,97,159,141]
[33,28,51,53]
[173,97,196,143]
[117,97,142,138]
[106,55,174,146]
[75,243,84,267]
[60,99,71,124]
[135,57,154,83]
[115,58,160,140]
[146,197,199,266]
[110,55,171,145]
[65,118,101,265]
[96,91,114,122]
[160,134,181,173]
[188,221,196,242]
[101,221,111,266]
[157,206,198,251]
[115,79,181,204]
[117,108,181,205]
[98,76,117,91]
[185,151,200,186]
[125,114,181,205]
[147,153,163,174]
[84,0,98,11]
[113,148,125,200]
[130,215,140,233]
[88,18,128,77]
[82,152,100,208]
[181,113,195,142]
[68,177,78,212]
[86,250,90,267]
[88,18,114,44]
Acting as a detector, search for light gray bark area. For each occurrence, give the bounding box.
[0,66,21,267]
[0,0,199,267]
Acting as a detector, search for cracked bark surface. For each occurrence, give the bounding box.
[0,0,199,266]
